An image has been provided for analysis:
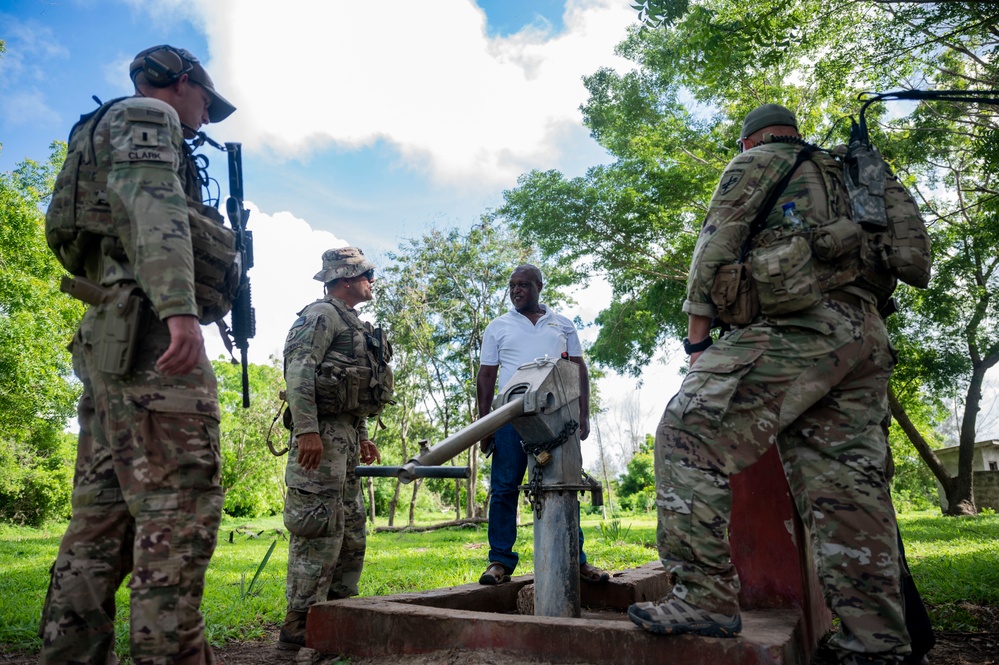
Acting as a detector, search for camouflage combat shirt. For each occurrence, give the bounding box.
[283,297,370,440]
[684,136,856,318]
[88,97,199,319]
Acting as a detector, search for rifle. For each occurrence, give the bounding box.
[225,142,256,407]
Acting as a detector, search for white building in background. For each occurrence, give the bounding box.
[934,440,999,512]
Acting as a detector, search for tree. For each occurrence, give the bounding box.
[617,434,656,512]
[212,356,287,517]
[0,143,83,525]
[504,0,999,513]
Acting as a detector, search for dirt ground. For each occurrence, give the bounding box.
[4,621,995,665]
[211,626,999,665]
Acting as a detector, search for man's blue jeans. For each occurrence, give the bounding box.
[487,423,587,573]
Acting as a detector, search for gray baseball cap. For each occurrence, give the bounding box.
[313,247,376,283]
[741,104,797,139]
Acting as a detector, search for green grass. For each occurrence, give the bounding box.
[2,510,997,659]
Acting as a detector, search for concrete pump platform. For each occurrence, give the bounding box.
[308,447,832,664]
[308,562,818,664]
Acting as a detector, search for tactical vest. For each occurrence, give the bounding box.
[44,98,238,324]
[307,298,394,418]
[740,139,930,317]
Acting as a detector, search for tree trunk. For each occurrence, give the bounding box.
[595,414,613,518]
[389,397,412,527]
[467,447,477,518]
[388,480,401,527]
[409,478,421,526]
[889,386,971,515]
[367,476,376,523]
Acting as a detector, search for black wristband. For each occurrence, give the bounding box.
[683,336,713,355]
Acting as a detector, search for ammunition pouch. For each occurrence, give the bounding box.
[92,284,148,376]
[710,262,759,326]
[750,235,823,316]
[315,362,393,418]
[189,200,239,324]
[812,217,863,261]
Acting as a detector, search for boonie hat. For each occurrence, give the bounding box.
[741,104,798,139]
[129,45,236,123]
[313,247,376,283]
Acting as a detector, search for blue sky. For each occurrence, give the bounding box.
[0,0,685,453]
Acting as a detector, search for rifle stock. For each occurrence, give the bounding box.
[225,142,256,407]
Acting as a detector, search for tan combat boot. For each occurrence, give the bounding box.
[277,609,308,651]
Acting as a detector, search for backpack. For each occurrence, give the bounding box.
[842,141,932,289]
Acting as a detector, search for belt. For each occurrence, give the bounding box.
[325,412,364,429]
[825,290,877,313]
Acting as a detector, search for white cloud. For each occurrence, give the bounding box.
[204,202,349,364]
[185,0,635,189]
[0,91,60,127]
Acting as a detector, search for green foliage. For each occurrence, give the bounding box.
[0,143,83,525]
[238,538,277,600]
[212,357,287,517]
[899,511,999,632]
[505,0,999,510]
[2,511,996,656]
[598,518,632,545]
[616,435,655,512]
[0,431,75,527]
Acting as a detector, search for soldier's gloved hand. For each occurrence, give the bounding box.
[360,439,381,464]
[297,432,324,471]
[579,417,590,441]
[158,315,204,376]
[479,434,495,456]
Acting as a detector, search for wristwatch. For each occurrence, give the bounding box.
[682,336,713,355]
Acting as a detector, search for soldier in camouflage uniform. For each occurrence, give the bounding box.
[627,105,913,665]
[39,46,237,665]
[279,247,389,651]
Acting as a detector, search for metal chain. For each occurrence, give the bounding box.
[521,419,578,518]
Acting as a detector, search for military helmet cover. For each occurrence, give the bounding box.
[314,247,376,283]
[741,104,798,139]
[129,45,236,123]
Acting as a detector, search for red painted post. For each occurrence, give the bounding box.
[729,445,832,646]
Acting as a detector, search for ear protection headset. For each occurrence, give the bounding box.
[140,45,195,87]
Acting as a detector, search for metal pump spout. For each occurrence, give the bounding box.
[354,356,596,618]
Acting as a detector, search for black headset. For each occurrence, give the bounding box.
[140,45,195,87]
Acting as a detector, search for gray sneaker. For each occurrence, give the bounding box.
[628,597,741,637]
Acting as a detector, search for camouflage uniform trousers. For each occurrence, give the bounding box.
[655,298,910,659]
[284,415,367,612]
[39,307,223,665]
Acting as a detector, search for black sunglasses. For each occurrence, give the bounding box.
[356,268,375,282]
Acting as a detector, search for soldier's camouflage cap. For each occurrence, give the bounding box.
[741,104,797,139]
[129,45,236,123]
[314,247,376,283]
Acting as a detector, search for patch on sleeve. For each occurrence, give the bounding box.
[132,126,159,147]
[110,104,179,166]
[718,169,745,197]
[124,107,167,125]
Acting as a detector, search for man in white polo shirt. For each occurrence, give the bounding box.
[475,264,609,585]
